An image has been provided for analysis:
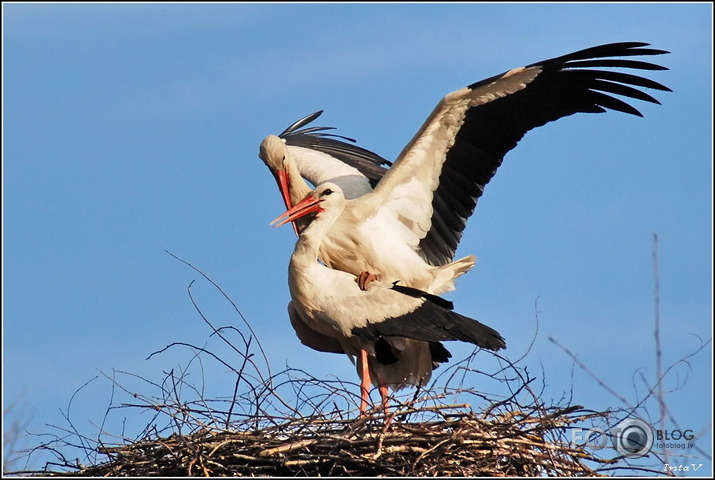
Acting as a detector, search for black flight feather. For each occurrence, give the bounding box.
[352,301,505,352]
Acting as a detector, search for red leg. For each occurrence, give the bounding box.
[378,381,397,426]
[378,383,390,414]
[359,348,371,417]
[356,271,377,291]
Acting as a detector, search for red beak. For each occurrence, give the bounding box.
[272,169,300,235]
[271,194,323,228]
[273,170,292,211]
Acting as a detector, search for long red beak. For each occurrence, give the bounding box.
[273,170,292,211]
[272,169,300,235]
[271,194,322,228]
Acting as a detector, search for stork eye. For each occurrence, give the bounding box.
[321,188,334,197]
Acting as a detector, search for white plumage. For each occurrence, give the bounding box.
[272,183,505,414]
[261,42,670,414]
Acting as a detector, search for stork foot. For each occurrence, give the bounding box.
[356,271,377,291]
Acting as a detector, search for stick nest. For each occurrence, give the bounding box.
[62,403,611,477]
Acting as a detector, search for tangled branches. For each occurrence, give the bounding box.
[67,404,613,477]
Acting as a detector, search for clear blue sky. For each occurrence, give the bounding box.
[3,2,712,474]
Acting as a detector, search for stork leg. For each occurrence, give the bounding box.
[378,382,390,414]
[359,349,392,420]
[359,348,371,417]
[377,380,397,426]
[356,271,377,291]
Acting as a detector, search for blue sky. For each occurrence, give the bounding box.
[3,2,712,474]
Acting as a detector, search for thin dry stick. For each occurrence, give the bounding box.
[652,233,668,465]
[163,249,272,381]
[548,336,632,409]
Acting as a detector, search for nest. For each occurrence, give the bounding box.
[61,403,612,477]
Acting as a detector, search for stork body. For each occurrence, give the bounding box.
[273,183,505,413]
[260,134,474,294]
[259,42,670,292]
[260,41,669,413]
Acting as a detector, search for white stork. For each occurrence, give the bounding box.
[271,182,506,415]
[259,42,670,292]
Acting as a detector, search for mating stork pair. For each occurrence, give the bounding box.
[260,42,670,416]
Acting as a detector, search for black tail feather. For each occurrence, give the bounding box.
[429,341,453,364]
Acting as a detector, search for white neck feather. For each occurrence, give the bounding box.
[291,206,342,268]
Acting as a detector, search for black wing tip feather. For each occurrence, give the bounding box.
[390,282,454,310]
[537,41,670,68]
[546,43,670,80]
[354,285,506,352]
[278,110,324,137]
[425,41,670,266]
[277,110,393,172]
[280,110,359,144]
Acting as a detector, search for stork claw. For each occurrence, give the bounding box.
[356,271,377,291]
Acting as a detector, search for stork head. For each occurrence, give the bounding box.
[259,134,292,210]
[259,135,286,170]
[271,182,345,228]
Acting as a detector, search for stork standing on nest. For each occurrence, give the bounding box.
[259,42,670,293]
[260,41,670,413]
[271,182,506,415]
